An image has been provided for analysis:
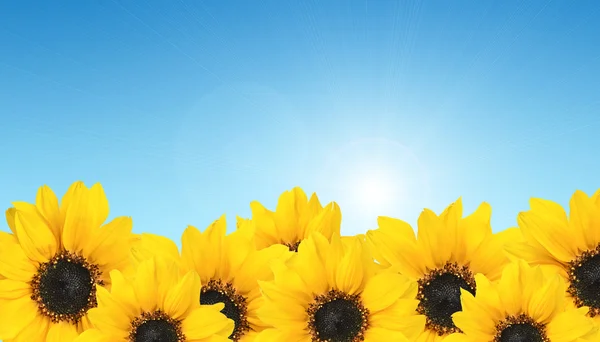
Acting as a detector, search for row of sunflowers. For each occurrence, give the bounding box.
[0,181,599,342]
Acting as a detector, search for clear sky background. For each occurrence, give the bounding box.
[1,1,599,244]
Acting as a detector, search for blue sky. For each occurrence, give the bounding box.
[1,0,599,243]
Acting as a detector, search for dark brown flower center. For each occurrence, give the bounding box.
[284,240,301,252]
[200,279,249,341]
[417,262,476,336]
[30,251,103,324]
[568,245,600,317]
[494,314,548,342]
[307,289,369,342]
[129,310,184,342]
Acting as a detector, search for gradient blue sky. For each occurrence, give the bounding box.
[1,1,599,243]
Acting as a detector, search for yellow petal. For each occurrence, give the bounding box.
[365,227,425,279]
[469,232,512,281]
[570,190,600,251]
[0,236,37,281]
[416,208,447,268]
[85,216,133,269]
[35,185,62,243]
[526,271,564,324]
[334,237,364,295]
[61,185,91,253]
[377,216,416,241]
[369,305,425,340]
[443,333,477,342]
[87,184,110,230]
[441,198,462,262]
[254,328,306,342]
[497,262,522,316]
[154,258,180,310]
[86,306,129,338]
[108,269,140,318]
[518,198,575,262]
[0,296,38,339]
[131,232,180,265]
[454,289,496,338]
[72,328,113,342]
[181,306,234,340]
[546,307,595,341]
[361,272,415,313]
[455,202,492,264]
[93,285,132,329]
[5,208,17,235]
[10,315,49,342]
[249,201,279,249]
[0,279,31,300]
[308,193,323,213]
[164,270,201,320]
[235,244,290,293]
[12,203,57,263]
[304,202,341,240]
[181,218,225,282]
[132,258,158,312]
[288,235,328,296]
[364,327,409,341]
[46,321,79,342]
[59,181,87,221]
[274,190,301,243]
[504,240,562,269]
[290,187,310,238]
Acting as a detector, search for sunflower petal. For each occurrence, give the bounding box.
[181,306,234,340]
[0,296,38,339]
[46,321,79,342]
[12,203,57,263]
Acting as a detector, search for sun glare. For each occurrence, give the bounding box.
[357,175,395,213]
[318,137,430,235]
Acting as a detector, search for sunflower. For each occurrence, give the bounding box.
[241,187,342,252]
[0,182,132,341]
[504,189,600,322]
[73,257,234,342]
[0,181,135,341]
[132,215,292,341]
[443,260,597,342]
[365,199,516,341]
[256,232,426,341]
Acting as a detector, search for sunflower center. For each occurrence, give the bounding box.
[417,262,476,336]
[200,279,249,341]
[284,240,301,252]
[568,245,600,317]
[307,289,369,342]
[30,251,103,324]
[494,314,548,342]
[130,310,185,342]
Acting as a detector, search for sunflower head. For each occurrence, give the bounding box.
[245,187,342,251]
[365,198,515,340]
[75,257,234,342]
[505,190,600,320]
[179,215,292,341]
[131,232,184,270]
[257,232,425,341]
[446,260,597,342]
[0,181,134,341]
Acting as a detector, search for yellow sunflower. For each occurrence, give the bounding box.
[132,215,292,341]
[256,232,426,341]
[505,189,600,322]
[365,199,516,341]
[444,260,597,342]
[241,187,342,251]
[0,181,135,341]
[73,257,234,342]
